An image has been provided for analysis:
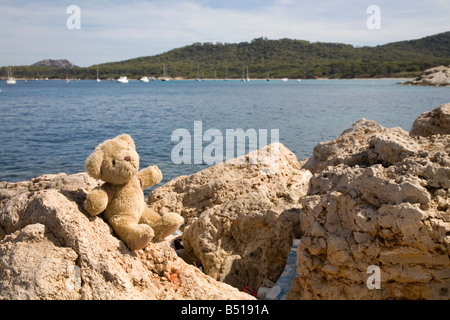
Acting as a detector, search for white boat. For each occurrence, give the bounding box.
[281,78,288,82]
[161,64,170,81]
[150,77,156,81]
[6,67,16,85]
[117,76,129,83]
[96,67,101,82]
[297,79,302,82]
[140,76,149,83]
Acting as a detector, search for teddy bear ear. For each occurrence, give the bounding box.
[116,134,136,150]
[85,149,104,179]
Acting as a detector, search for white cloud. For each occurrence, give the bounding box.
[0,0,449,66]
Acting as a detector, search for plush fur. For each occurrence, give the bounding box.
[84,134,184,251]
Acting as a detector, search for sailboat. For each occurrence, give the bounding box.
[267,72,270,81]
[241,65,250,81]
[195,62,200,81]
[6,67,16,85]
[96,67,101,82]
[225,65,228,81]
[161,64,170,81]
[195,63,201,81]
[140,76,149,82]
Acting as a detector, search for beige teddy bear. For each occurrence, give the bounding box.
[84,134,184,251]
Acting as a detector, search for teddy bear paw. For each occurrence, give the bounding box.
[126,224,155,251]
[153,212,185,241]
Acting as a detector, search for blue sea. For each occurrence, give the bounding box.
[0,79,448,191]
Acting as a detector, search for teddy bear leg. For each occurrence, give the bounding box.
[108,215,155,251]
[152,212,184,240]
[140,207,184,241]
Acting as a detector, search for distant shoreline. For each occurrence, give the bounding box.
[1,77,414,81]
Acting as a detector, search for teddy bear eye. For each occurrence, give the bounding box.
[112,160,116,166]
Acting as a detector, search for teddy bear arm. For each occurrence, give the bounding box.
[84,186,109,216]
[137,165,163,189]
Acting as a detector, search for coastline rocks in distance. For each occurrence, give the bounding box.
[0,173,253,300]
[401,65,450,86]
[288,104,450,300]
[147,143,312,289]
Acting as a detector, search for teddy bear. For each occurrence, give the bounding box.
[83,134,184,251]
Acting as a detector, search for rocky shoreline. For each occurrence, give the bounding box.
[400,65,450,86]
[0,103,449,300]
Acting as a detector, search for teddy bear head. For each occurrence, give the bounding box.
[85,134,140,185]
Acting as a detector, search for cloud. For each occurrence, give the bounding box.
[0,0,449,66]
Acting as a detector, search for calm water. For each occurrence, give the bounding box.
[0,79,448,190]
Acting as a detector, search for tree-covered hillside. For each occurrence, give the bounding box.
[2,31,450,80]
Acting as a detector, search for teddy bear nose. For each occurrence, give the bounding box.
[124,157,131,162]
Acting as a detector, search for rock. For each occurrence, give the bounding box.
[402,65,450,86]
[287,105,450,300]
[0,172,100,209]
[147,143,312,289]
[303,118,419,174]
[0,174,252,300]
[410,103,450,137]
[2,104,449,300]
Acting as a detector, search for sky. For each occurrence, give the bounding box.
[1,0,449,67]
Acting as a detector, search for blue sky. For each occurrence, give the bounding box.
[1,0,449,67]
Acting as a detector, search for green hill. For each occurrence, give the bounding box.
[3,31,450,80]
